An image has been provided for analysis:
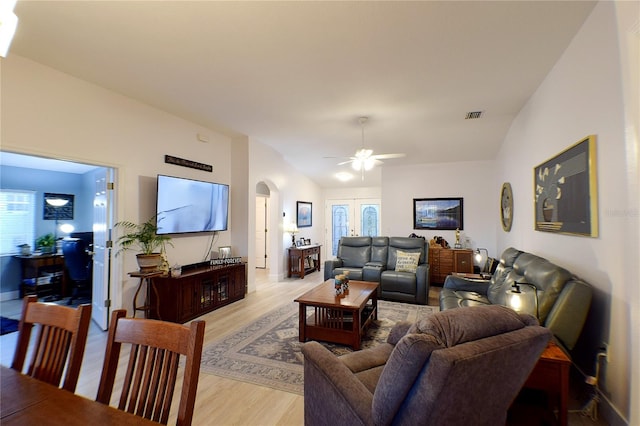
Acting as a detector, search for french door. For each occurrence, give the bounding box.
[324,199,381,259]
[92,168,113,330]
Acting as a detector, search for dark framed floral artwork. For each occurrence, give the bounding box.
[534,135,598,237]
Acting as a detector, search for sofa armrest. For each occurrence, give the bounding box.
[302,341,373,426]
[544,279,592,350]
[443,275,490,295]
[324,259,343,281]
[414,264,430,305]
[387,321,412,345]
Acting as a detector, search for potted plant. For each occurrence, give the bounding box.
[35,233,56,254]
[115,215,173,272]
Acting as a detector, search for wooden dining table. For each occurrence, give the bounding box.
[1,365,158,425]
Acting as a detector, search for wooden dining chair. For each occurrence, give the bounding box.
[11,295,92,392]
[96,309,205,426]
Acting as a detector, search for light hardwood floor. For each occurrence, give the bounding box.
[0,269,326,425]
[0,271,605,426]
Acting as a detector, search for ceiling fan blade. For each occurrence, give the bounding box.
[337,159,354,166]
[371,153,406,160]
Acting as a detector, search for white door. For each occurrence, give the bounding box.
[324,199,381,260]
[91,169,113,330]
[255,196,268,268]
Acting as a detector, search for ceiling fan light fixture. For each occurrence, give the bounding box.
[355,148,373,159]
[363,158,375,170]
[352,159,363,171]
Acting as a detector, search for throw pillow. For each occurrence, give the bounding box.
[395,250,420,273]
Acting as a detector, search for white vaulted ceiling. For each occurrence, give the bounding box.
[8,1,597,187]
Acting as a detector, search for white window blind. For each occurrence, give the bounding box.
[0,190,35,255]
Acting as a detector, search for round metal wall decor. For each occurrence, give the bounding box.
[500,182,513,232]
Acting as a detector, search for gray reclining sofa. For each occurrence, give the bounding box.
[324,236,430,305]
[440,247,592,351]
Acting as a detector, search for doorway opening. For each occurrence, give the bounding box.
[0,151,115,330]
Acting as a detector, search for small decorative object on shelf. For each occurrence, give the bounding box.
[335,274,344,296]
[170,264,182,277]
[454,228,462,249]
[342,271,350,292]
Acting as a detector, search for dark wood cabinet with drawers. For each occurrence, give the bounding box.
[151,263,246,323]
[428,247,473,284]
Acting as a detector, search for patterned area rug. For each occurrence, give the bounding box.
[200,300,437,395]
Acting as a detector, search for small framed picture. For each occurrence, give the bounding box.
[218,246,231,259]
[304,238,311,245]
[297,201,312,228]
[296,239,303,247]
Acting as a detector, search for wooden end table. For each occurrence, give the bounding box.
[522,340,571,426]
[294,279,378,350]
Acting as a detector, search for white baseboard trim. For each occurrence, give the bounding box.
[0,291,19,302]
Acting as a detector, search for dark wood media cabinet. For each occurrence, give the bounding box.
[150,263,246,323]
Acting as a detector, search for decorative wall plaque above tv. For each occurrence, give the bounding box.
[164,155,213,172]
[413,198,463,230]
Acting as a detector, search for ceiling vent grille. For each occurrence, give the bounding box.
[465,111,483,120]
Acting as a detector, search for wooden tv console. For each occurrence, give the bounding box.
[150,263,246,323]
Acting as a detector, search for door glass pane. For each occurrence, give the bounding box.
[360,204,379,237]
[331,204,350,256]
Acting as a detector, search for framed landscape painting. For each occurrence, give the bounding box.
[534,135,598,237]
[413,198,463,230]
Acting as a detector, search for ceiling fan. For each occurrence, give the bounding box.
[337,117,405,177]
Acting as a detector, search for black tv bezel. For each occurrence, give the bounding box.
[155,174,229,235]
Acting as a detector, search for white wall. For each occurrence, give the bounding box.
[496,2,637,423]
[1,55,235,313]
[382,161,497,256]
[247,138,324,284]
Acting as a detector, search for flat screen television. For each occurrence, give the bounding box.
[155,174,229,235]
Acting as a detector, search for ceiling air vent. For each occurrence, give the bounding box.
[465,111,483,120]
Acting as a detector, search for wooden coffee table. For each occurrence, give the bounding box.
[294,279,378,350]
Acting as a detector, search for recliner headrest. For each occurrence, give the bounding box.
[408,305,537,347]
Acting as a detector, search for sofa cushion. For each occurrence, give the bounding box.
[339,242,371,268]
[395,250,420,273]
[380,271,416,293]
[439,288,491,310]
[387,237,426,269]
[370,237,389,265]
[513,252,572,323]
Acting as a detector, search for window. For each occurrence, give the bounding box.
[0,190,35,255]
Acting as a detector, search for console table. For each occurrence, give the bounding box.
[151,263,246,323]
[288,244,322,279]
[16,254,67,298]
